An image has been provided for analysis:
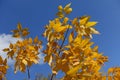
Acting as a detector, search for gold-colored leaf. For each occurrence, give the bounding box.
[34,36,39,43]
[64,3,71,12]
[90,28,100,34]
[28,46,35,50]
[0,56,3,65]
[7,50,14,59]
[108,68,114,75]
[93,46,98,52]
[58,5,63,11]
[9,43,13,49]
[3,48,9,52]
[72,18,78,25]
[80,16,90,25]
[13,33,20,38]
[65,8,72,14]
[22,30,29,36]
[28,37,33,44]
[56,11,64,18]
[53,24,67,32]
[17,23,22,31]
[85,22,97,28]
[68,32,73,43]
[20,62,26,72]
[67,64,81,76]
[22,59,27,65]
[63,17,69,24]
[3,58,7,65]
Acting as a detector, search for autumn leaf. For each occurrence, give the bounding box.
[3,48,9,52]
[80,16,90,25]
[58,5,63,11]
[85,22,98,28]
[67,64,81,76]
[0,56,3,65]
[9,43,13,49]
[64,3,71,14]
[52,23,67,32]
[68,32,73,43]
[34,36,39,43]
[17,23,22,31]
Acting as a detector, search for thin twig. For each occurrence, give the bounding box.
[58,27,70,55]
[50,74,54,80]
[27,66,30,80]
[50,28,70,80]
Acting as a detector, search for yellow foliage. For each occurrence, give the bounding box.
[3,24,42,74]
[0,56,9,80]
[1,3,120,80]
[43,3,109,80]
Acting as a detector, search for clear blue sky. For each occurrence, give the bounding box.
[0,0,120,80]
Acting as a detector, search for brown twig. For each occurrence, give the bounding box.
[58,27,70,55]
[27,66,30,80]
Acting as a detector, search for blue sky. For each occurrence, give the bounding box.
[0,0,120,80]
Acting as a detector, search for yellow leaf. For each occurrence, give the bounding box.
[84,48,91,56]
[58,5,63,11]
[94,65,101,72]
[67,64,81,76]
[14,62,19,74]
[93,46,98,52]
[3,48,9,52]
[27,61,32,67]
[7,50,14,59]
[48,32,54,42]
[74,34,82,43]
[108,76,112,80]
[43,29,50,37]
[13,33,20,38]
[68,32,73,43]
[63,17,69,24]
[28,37,33,44]
[20,62,26,72]
[53,24,67,32]
[32,58,39,64]
[48,55,52,66]
[90,28,100,34]
[22,29,29,36]
[56,11,64,18]
[85,22,97,28]
[108,68,114,75]
[3,58,7,65]
[28,46,35,50]
[102,76,107,80]
[17,23,22,31]
[23,39,28,45]
[72,18,78,25]
[65,8,72,14]
[44,55,52,63]
[9,43,13,49]
[0,56,3,65]
[64,3,71,12]
[81,38,90,47]
[22,59,27,65]
[2,67,7,74]
[34,36,39,43]
[80,16,90,25]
